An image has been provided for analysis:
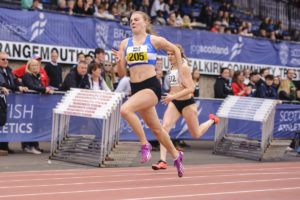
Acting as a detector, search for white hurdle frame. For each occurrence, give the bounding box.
[50,89,124,166]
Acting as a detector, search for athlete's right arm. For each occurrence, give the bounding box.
[112,39,128,78]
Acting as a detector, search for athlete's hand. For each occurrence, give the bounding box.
[161,93,174,105]
[112,46,121,63]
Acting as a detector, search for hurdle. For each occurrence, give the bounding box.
[50,88,124,167]
[214,95,278,161]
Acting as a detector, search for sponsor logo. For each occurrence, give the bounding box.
[30,13,47,42]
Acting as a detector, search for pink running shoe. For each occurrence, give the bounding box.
[141,143,152,164]
[173,151,184,177]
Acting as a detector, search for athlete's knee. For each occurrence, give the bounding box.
[120,105,132,118]
[162,124,172,133]
[190,130,199,139]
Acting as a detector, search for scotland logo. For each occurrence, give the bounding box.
[279,43,289,65]
[229,36,243,61]
[30,13,47,42]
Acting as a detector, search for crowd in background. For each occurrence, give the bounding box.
[214,67,300,102]
[16,0,300,42]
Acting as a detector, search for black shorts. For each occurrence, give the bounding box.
[172,97,195,114]
[130,76,161,101]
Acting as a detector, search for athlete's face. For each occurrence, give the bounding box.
[167,51,176,65]
[130,13,146,34]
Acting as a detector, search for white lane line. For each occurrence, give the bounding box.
[1,163,300,177]
[0,178,299,198]
[1,173,300,190]
[1,166,300,182]
[1,169,300,185]
[122,186,300,200]
[1,170,300,185]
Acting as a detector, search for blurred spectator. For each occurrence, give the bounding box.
[180,0,193,19]
[182,15,192,29]
[214,68,233,98]
[44,50,62,90]
[93,0,102,14]
[92,48,105,65]
[118,0,127,19]
[156,68,164,89]
[23,59,54,94]
[247,72,259,97]
[153,10,166,25]
[278,79,296,101]
[247,22,253,35]
[85,0,95,15]
[211,21,221,32]
[243,69,250,85]
[57,0,68,12]
[115,69,131,96]
[72,52,86,71]
[257,74,278,99]
[214,10,224,23]
[296,90,300,101]
[150,0,167,19]
[94,4,114,19]
[286,69,297,100]
[139,0,150,14]
[274,20,283,39]
[0,52,28,93]
[259,17,269,37]
[273,75,281,92]
[22,59,54,154]
[21,0,33,10]
[73,0,86,15]
[13,54,49,87]
[85,54,93,65]
[31,0,43,11]
[0,52,28,154]
[67,0,74,15]
[198,4,213,28]
[155,57,163,70]
[231,70,250,97]
[257,68,269,87]
[60,61,90,91]
[102,60,115,91]
[167,12,182,27]
[218,1,227,12]
[88,63,110,91]
[228,68,234,83]
[192,68,200,97]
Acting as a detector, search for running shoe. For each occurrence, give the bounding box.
[173,151,184,178]
[209,114,220,125]
[152,160,167,170]
[140,143,152,164]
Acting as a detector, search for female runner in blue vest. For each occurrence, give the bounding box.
[152,44,220,170]
[112,11,184,177]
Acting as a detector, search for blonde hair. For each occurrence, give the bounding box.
[278,79,291,95]
[131,11,157,35]
[174,44,190,66]
[26,59,40,75]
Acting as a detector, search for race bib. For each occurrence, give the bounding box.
[126,45,148,64]
[169,69,179,87]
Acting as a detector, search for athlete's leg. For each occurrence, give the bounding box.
[182,104,214,139]
[120,89,158,145]
[138,106,179,160]
[160,102,181,162]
